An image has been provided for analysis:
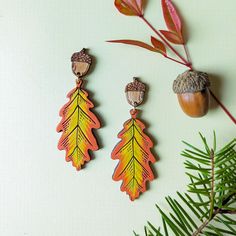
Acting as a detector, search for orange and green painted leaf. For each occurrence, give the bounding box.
[111,110,156,201]
[57,79,100,170]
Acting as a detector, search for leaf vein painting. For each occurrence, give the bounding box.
[111,110,155,201]
[57,79,100,170]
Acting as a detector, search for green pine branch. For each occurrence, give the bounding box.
[135,133,236,236]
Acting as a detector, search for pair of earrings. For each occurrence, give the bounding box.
[57,49,156,201]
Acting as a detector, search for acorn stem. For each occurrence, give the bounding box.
[183,44,193,69]
[165,55,190,67]
[209,89,236,125]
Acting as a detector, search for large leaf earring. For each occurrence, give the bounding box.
[57,49,100,171]
[111,78,156,201]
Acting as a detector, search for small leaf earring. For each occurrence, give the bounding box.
[57,49,101,171]
[111,78,156,201]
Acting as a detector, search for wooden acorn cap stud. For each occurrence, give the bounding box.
[173,70,211,118]
[71,48,92,78]
[125,77,146,108]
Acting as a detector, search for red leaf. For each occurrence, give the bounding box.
[161,0,183,41]
[160,30,184,44]
[115,0,144,16]
[151,36,166,55]
[107,39,161,53]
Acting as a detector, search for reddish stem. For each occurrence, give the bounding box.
[183,44,192,68]
[140,16,191,68]
[209,89,236,125]
[165,55,188,66]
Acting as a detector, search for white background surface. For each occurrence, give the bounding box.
[0,0,236,235]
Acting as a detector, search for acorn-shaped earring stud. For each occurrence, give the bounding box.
[125,77,146,107]
[173,70,211,118]
[71,48,92,78]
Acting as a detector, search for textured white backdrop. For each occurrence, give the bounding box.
[0,0,235,235]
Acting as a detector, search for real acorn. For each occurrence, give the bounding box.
[173,70,211,118]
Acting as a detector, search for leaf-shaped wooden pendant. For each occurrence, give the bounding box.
[57,49,100,170]
[111,110,155,201]
[57,80,100,170]
[111,109,155,201]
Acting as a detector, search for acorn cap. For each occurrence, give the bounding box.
[173,70,210,94]
[125,77,146,92]
[71,48,92,64]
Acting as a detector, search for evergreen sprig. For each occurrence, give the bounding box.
[135,133,236,236]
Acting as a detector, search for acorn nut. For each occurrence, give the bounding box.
[173,70,211,118]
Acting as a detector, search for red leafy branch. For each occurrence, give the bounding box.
[108,0,236,125]
[110,0,192,68]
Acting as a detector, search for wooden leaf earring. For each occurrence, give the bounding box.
[57,49,101,170]
[111,78,156,201]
